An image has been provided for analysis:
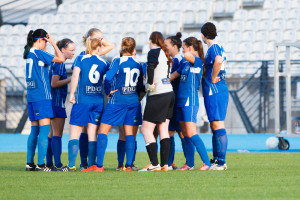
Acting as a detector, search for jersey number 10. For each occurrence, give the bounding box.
[124,68,140,87]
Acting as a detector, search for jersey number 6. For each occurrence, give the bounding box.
[89,64,100,84]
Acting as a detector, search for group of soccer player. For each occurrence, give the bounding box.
[24,21,229,172]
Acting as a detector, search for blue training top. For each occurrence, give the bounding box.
[104,56,143,105]
[171,54,185,95]
[176,56,203,107]
[202,41,228,97]
[71,50,85,70]
[49,62,68,108]
[25,48,54,102]
[73,54,110,104]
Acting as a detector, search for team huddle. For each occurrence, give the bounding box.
[24,22,229,172]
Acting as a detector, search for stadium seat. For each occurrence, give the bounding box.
[283,30,296,42]
[244,20,258,32]
[285,19,298,31]
[257,20,271,31]
[272,20,284,31]
[241,31,254,42]
[263,0,276,9]
[217,31,228,44]
[153,21,166,33]
[129,12,142,23]
[251,42,264,54]
[274,9,288,20]
[290,0,300,9]
[269,31,282,42]
[143,12,157,22]
[156,12,169,22]
[70,3,82,14]
[249,53,263,61]
[12,25,26,36]
[28,14,42,26]
[231,20,244,31]
[0,25,13,36]
[288,9,299,20]
[238,42,251,53]
[260,9,274,20]
[218,20,231,32]
[214,0,225,13]
[247,9,261,20]
[227,31,241,42]
[136,32,148,47]
[276,0,290,9]
[264,42,275,53]
[57,3,71,14]
[183,10,195,24]
[166,21,180,35]
[227,0,238,13]
[233,9,247,20]
[254,31,268,42]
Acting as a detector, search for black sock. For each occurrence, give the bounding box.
[146,142,158,166]
[160,138,170,166]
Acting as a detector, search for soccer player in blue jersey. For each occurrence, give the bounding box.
[170,37,211,171]
[164,32,187,170]
[72,28,114,170]
[90,37,143,172]
[139,32,175,172]
[46,38,76,170]
[24,29,65,171]
[201,22,229,170]
[60,38,110,172]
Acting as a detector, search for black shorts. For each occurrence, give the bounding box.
[143,92,175,123]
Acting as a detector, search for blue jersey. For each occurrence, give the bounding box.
[49,62,68,108]
[104,56,143,105]
[25,48,54,102]
[142,62,147,76]
[73,54,109,104]
[171,54,185,95]
[71,50,86,70]
[176,56,203,107]
[202,42,228,97]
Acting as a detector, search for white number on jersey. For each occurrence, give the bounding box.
[89,64,100,84]
[123,68,140,87]
[26,58,33,78]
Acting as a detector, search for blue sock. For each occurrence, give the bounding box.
[184,136,195,167]
[79,133,88,166]
[88,141,97,167]
[190,134,211,166]
[96,134,107,168]
[125,135,135,167]
[27,126,39,163]
[68,139,79,168]
[212,131,218,161]
[52,136,62,168]
[215,129,227,165]
[37,125,50,165]
[168,136,175,166]
[132,141,137,164]
[46,137,53,167]
[117,140,126,166]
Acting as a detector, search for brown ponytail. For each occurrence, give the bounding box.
[149,31,173,65]
[86,38,102,54]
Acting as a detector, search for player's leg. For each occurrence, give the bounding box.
[82,123,98,172]
[51,118,65,169]
[79,126,88,170]
[158,119,171,171]
[36,118,51,171]
[123,125,136,171]
[168,130,176,169]
[131,125,139,170]
[96,123,112,171]
[116,126,126,170]
[46,124,54,168]
[26,120,39,171]
[139,121,160,171]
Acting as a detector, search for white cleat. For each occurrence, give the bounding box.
[210,163,228,170]
[138,164,161,172]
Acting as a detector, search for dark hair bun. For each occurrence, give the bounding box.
[176,32,182,39]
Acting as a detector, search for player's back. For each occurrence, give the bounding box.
[107,56,143,105]
[74,54,109,104]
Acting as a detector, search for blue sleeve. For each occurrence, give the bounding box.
[171,58,179,73]
[73,56,82,70]
[35,49,54,66]
[104,58,119,95]
[52,63,65,76]
[176,60,186,75]
[193,56,203,69]
[210,44,222,62]
[142,62,147,75]
[71,55,81,70]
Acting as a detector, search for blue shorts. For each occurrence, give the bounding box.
[52,106,67,118]
[169,104,181,132]
[101,103,142,126]
[70,103,103,126]
[204,91,229,122]
[28,100,54,121]
[176,106,199,123]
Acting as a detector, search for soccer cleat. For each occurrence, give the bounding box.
[210,159,218,167]
[52,166,64,171]
[79,164,88,171]
[159,165,168,171]
[59,166,76,172]
[199,164,210,171]
[122,166,132,171]
[116,164,123,171]
[138,164,161,172]
[131,164,139,171]
[35,164,52,172]
[82,165,96,172]
[168,163,178,170]
[177,164,195,171]
[26,163,36,171]
[210,163,228,171]
[93,166,104,172]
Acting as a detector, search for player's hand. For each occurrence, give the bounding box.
[146,83,155,93]
[107,89,118,99]
[69,94,76,104]
[211,77,220,84]
[44,34,55,45]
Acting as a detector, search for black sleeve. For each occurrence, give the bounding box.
[147,49,160,84]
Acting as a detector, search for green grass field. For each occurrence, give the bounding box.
[0,152,299,200]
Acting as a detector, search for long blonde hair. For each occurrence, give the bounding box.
[86,38,102,54]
